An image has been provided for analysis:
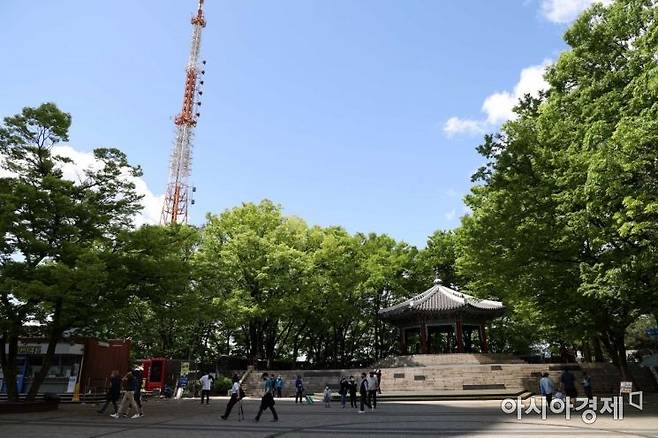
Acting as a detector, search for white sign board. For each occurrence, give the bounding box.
[66,376,77,393]
[620,381,633,394]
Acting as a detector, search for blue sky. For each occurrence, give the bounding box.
[0,0,603,247]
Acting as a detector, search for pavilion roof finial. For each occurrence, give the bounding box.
[433,271,442,285]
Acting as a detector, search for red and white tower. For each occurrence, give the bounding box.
[161,0,207,225]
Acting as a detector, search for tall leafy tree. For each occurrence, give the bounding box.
[458,0,658,378]
[104,224,205,360]
[196,200,311,366]
[0,103,142,400]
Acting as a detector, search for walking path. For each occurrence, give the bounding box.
[0,395,657,437]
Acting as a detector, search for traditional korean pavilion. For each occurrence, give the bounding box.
[378,278,505,354]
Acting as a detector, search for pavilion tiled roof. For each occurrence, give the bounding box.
[378,280,505,321]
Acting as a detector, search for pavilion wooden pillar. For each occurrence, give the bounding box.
[420,321,428,354]
[479,323,489,353]
[455,319,464,353]
[400,328,407,355]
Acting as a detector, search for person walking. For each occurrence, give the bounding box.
[113,371,140,418]
[294,375,304,404]
[582,371,593,399]
[98,370,121,415]
[255,373,278,422]
[358,372,370,414]
[339,376,348,408]
[560,369,577,399]
[275,375,284,398]
[220,375,241,420]
[367,371,378,410]
[539,372,555,405]
[348,376,357,408]
[199,372,212,405]
[132,366,144,417]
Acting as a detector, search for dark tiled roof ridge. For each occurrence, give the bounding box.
[378,282,504,319]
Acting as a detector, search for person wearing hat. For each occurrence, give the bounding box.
[133,365,144,417]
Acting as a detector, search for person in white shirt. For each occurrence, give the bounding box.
[220,375,241,420]
[366,371,378,410]
[199,373,213,405]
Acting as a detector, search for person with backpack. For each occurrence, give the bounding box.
[358,372,371,414]
[220,375,243,420]
[255,373,278,422]
[294,375,304,404]
[338,376,349,408]
[348,376,358,408]
[97,370,121,415]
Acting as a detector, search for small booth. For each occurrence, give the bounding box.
[139,358,181,392]
[378,278,505,354]
[0,337,131,395]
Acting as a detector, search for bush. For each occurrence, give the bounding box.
[213,376,232,395]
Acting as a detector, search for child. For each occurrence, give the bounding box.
[323,385,332,407]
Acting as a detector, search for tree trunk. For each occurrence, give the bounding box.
[582,338,592,362]
[26,329,61,401]
[0,329,20,401]
[248,320,258,365]
[600,328,634,384]
[592,336,604,362]
[26,299,64,401]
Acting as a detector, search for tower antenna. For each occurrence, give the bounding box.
[161,0,207,225]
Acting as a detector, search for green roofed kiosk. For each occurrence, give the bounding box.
[378,278,505,355]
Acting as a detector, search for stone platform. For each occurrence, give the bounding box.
[244,355,657,399]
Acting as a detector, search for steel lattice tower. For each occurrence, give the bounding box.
[161,0,207,225]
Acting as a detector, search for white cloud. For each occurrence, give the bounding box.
[541,0,612,24]
[443,117,486,137]
[444,209,457,221]
[1,145,162,227]
[443,60,551,136]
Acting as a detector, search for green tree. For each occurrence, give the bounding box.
[417,230,464,288]
[0,103,142,400]
[103,224,206,360]
[458,0,658,378]
[196,200,311,367]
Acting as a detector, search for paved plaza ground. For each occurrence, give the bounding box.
[1,395,657,437]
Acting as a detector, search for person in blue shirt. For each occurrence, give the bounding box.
[274,375,284,398]
[582,371,593,399]
[539,372,555,404]
[254,373,278,422]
